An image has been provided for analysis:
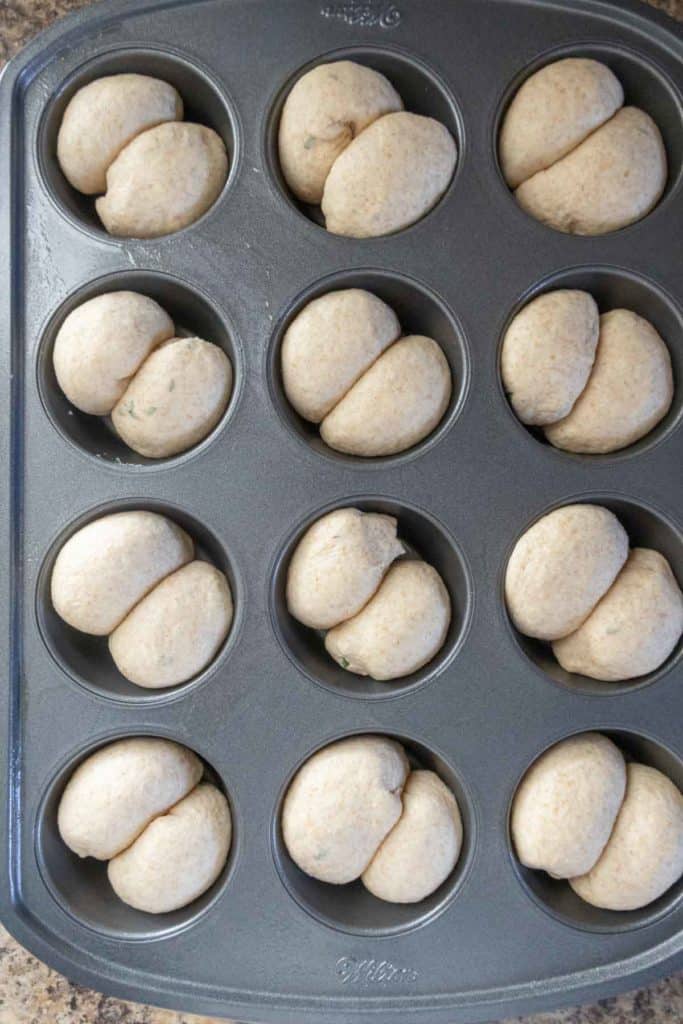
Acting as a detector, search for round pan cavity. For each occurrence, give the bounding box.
[36,499,241,704]
[37,270,242,469]
[272,732,476,936]
[509,730,683,933]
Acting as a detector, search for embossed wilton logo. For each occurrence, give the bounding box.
[336,956,418,985]
[320,3,402,28]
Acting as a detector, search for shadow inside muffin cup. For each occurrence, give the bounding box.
[37,47,238,240]
[270,497,473,700]
[272,732,476,936]
[504,496,683,696]
[37,270,241,469]
[509,730,683,933]
[268,268,470,467]
[36,499,241,704]
[36,734,237,940]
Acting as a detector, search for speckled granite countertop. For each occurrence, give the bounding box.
[1,1,682,1022]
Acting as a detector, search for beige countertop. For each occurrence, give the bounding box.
[1,1,682,1022]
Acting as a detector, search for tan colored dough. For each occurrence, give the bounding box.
[281,289,400,423]
[107,783,231,913]
[362,770,463,903]
[278,61,403,203]
[111,337,233,458]
[545,310,673,454]
[52,291,175,416]
[322,112,456,238]
[320,336,451,457]
[553,548,683,681]
[511,733,626,879]
[504,504,628,640]
[282,735,409,884]
[514,107,667,235]
[325,560,451,680]
[57,737,202,860]
[108,561,233,688]
[499,58,623,188]
[57,74,183,195]
[96,122,228,238]
[286,508,403,630]
[501,290,599,426]
[51,510,194,635]
[570,763,683,910]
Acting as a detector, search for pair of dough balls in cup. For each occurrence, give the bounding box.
[279,61,456,237]
[505,503,683,681]
[53,290,233,459]
[286,508,451,680]
[51,510,233,689]
[501,289,674,453]
[500,58,667,234]
[512,732,683,911]
[283,735,463,904]
[58,737,231,913]
[282,288,452,457]
[57,74,228,237]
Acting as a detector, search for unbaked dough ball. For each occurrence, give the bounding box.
[545,310,673,454]
[111,337,233,458]
[281,289,400,423]
[505,504,628,640]
[286,508,403,630]
[96,122,228,238]
[282,735,409,884]
[52,291,175,416]
[500,290,599,426]
[57,737,202,860]
[362,770,463,903]
[322,111,456,237]
[108,561,233,688]
[553,548,683,681]
[51,510,194,635]
[320,335,451,457]
[57,74,183,195]
[511,733,626,879]
[107,782,231,913]
[278,61,403,204]
[570,763,683,911]
[499,59,623,188]
[325,560,451,680]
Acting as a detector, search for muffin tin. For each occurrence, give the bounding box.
[0,0,682,1021]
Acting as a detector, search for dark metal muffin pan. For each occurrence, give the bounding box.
[1,0,682,1020]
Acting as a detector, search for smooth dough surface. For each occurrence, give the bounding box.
[108,782,231,913]
[51,510,194,635]
[320,336,452,457]
[514,107,667,235]
[109,561,234,688]
[96,122,228,238]
[112,337,233,458]
[501,290,599,426]
[545,310,673,454]
[499,58,623,188]
[282,735,409,884]
[57,737,202,860]
[281,289,400,423]
[362,770,463,903]
[57,74,183,195]
[278,61,403,203]
[511,733,626,879]
[553,548,683,681]
[286,508,403,630]
[322,112,456,238]
[325,560,451,680]
[570,763,683,910]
